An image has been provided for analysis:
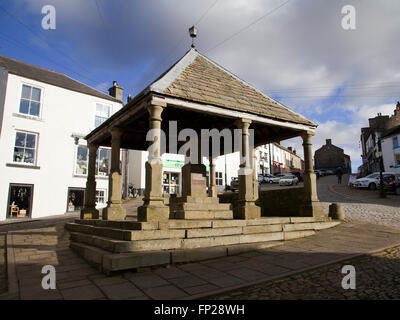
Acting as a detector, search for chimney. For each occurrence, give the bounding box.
[108,81,124,101]
[288,147,292,152]
[127,94,132,104]
[293,149,296,155]
[395,101,400,116]
[326,139,332,145]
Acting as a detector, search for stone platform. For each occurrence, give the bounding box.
[65,216,340,274]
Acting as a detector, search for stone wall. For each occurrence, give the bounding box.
[219,188,305,217]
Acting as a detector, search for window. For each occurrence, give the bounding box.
[393,137,399,149]
[96,148,110,176]
[396,154,400,166]
[216,172,223,186]
[67,188,85,212]
[75,146,88,175]
[75,146,111,176]
[13,131,38,164]
[95,103,111,128]
[20,84,41,116]
[96,190,106,204]
[8,184,33,219]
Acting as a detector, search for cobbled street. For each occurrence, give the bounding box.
[209,174,400,300]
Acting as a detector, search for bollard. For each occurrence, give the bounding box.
[329,203,345,220]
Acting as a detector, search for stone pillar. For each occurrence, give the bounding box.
[300,131,324,217]
[80,143,99,219]
[233,119,261,219]
[253,148,259,200]
[137,102,169,222]
[208,157,217,197]
[102,128,126,220]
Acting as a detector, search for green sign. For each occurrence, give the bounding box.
[162,159,210,171]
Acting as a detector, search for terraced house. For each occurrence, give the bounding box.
[0,55,123,221]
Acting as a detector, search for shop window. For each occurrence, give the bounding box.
[67,188,85,212]
[13,131,38,165]
[19,84,41,117]
[7,184,33,219]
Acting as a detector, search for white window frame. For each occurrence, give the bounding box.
[95,189,106,205]
[18,83,43,118]
[94,102,112,128]
[12,130,39,166]
[216,171,223,186]
[74,145,111,177]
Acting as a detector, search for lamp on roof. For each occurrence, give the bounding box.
[189,25,197,48]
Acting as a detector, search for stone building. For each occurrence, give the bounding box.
[359,102,400,176]
[314,139,351,173]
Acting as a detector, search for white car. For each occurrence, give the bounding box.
[353,172,395,190]
[279,175,299,186]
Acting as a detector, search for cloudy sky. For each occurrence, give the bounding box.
[1,0,399,172]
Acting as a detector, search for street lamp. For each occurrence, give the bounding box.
[376,139,386,198]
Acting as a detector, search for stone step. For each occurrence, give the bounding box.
[66,223,185,241]
[70,232,183,252]
[73,219,158,230]
[70,239,286,273]
[283,221,340,232]
[171,196,220,204]
[187,227,243,238]
[171,202,231,211]
[173,210,233,220]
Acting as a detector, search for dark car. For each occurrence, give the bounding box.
[382,174,400,195]
[289,170,304,182]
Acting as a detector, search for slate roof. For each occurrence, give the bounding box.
[0,55,121,103]
[148,49,315,127]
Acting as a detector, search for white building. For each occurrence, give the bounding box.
[0,55,123,221]
[381,126,400,174]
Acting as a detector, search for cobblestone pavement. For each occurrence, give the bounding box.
[209,245,400,300]
[318,175,400,228]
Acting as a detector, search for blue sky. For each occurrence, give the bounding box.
[1,0,399,173]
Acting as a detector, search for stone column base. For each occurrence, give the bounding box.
[138,200,169,222]
[299,201,325,217]
[233,201,261,219]
[80,208,99,220]
[102,204,126,221]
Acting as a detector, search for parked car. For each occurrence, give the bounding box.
[319,169,328,176]
[314,170,321,179]
[382,174,400,195]
[274,173,286,179]
[279,174,299,186]
[353,172,395,190]
[230,177,239,191]
[326,170,334,175]
[289,170,304,182]
[260,174,280,184]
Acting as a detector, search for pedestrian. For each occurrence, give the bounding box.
[335,167,343,184]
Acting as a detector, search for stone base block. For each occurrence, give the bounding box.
[80,208,99,220]
[137,205,169,222]
[102,204,126,221]
[299,201,325,217]
[233,203,261,219]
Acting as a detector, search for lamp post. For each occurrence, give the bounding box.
[376,138,386,198]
